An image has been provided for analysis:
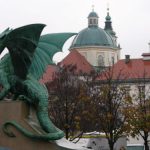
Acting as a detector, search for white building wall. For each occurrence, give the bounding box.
[72,46,120,67]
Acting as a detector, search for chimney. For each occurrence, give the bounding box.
[125,55,130,63]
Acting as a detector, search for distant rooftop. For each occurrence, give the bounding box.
[59,50,94,74]
[97,58,150,82]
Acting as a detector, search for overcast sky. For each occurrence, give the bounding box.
[0,0,150,62]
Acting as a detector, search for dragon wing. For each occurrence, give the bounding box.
[0,24,45,79]
[28,33,77,80]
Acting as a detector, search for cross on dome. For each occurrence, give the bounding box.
[92,5,95,12]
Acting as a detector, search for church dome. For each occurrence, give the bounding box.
[88,11,99,18]
[70,10,117,49]
[70,26,116,48]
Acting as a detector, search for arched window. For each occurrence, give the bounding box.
[111,56,115,65]
[98,55,104,66]
[93,19,96,24]
[88,18,98,27]
[89,19,92,25]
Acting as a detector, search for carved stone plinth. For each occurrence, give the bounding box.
[0,100,89,150]
[0,100,61,150]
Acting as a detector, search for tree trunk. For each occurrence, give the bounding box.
[65,128,69,139]
[108,140,114,150]
[110,144,114,150]
[144,132,149,150]
[144,140,149,150]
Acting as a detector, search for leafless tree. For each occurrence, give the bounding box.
[90,67,131,150]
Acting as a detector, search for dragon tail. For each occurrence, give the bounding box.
[3,120,64,141]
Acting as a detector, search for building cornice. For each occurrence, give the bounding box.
[70,45,120,51]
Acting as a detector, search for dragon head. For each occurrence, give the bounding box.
[0,28,12,54]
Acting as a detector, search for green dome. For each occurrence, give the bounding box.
[88,11,99,18]
[70,26,116,48]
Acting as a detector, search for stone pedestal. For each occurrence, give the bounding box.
[0,100,61,150]
[0,100,89,150]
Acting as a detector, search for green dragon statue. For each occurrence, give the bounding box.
[0,24,76,141]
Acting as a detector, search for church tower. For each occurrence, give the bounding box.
[104,8,118,47]
[70,8,121,70]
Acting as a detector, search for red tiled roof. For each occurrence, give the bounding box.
[142,53,150,57]
[40,50,94,84]
[97,59,150,81]
[39,65,58,84]
[58,50,94,74]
